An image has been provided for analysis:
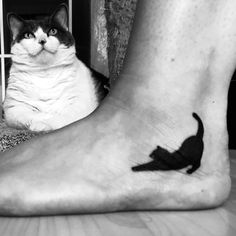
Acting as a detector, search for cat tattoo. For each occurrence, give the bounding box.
[132,113,204,174]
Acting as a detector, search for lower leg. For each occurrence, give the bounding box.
[113,0,236,173]
[0,0,235,215]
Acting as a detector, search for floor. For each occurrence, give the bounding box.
[0,152,235,236]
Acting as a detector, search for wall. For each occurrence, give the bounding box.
[105,0,137,81]
[91,0,109,77]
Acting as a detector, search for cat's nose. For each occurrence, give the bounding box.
[39,39,47,45]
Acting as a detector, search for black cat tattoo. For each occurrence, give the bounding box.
[132,113,204,174]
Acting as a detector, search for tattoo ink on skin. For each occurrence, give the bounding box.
[132,113,204,174]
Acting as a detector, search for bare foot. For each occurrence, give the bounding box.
[0,90,231,215]
[0,0,235,215]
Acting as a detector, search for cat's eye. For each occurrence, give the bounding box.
[24,32,34,39]
[48,28,58,36]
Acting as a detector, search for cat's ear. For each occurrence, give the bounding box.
[51,4,69,31]
[7,13,24,40]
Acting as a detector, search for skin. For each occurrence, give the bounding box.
[0,0,235,215]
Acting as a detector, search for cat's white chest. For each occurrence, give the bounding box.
[28,65,76,96]
[4,57,99,131]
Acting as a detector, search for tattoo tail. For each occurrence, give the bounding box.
[192,113,204,139]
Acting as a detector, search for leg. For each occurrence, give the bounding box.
[0,0,235,215]
[187,161,201,175]
[4,106,52,132]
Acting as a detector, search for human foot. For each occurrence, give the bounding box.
[0,88,231,215]
[0,0,234,215]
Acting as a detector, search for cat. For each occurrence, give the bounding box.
[3,4,109,132]
[132,112,204,174]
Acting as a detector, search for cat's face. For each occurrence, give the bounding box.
[8,4,74,64]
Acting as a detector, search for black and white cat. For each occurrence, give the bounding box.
[3,4,109,132]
